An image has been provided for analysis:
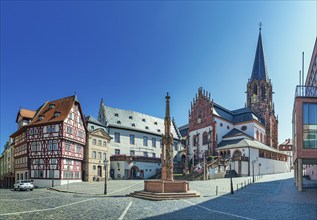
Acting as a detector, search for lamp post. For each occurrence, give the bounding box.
[229,158,234,194]
[51,166,55,188]
[252,160,255,183]
[259,163,261,177]
[104,159,108,195]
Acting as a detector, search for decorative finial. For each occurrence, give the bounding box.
[259,21,262,31]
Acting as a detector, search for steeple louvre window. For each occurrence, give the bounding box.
[253,84,257,95]
[261,85,266,100]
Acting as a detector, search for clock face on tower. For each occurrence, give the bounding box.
[251,94,258,104]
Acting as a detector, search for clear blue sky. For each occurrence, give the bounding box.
[1,1,316,153]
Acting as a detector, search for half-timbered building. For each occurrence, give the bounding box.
[10,95,86,187]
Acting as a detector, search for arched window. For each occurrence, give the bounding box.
[203,132,208,145]
[260,133,263,143]
[253,84,257,95]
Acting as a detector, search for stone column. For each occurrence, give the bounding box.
[298,159,303,192]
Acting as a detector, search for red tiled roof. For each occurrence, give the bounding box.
[29,96,76,125]
[16,109,36,122]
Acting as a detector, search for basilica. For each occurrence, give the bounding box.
[180,27,289,177]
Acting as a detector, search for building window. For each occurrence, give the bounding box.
[76,145,81,153]
[115,132,120,143]
[203,132,208,145]
[67,126,72,134]
[154,122,158,125]
[129,116,133,119]
[143,136,148,146]
[152,153,156,158]
[39,170,44,178]
[92,139,96,145]
[32,142,36,151]
[303,103,317,148]
[54,112,60,117]
[142,118,146,122]
[69,113,73,119]
[115,113,119,117]
[145,126,149,130]
[91,125,94,130]
[103,153,107,160]
[115,149,120,155]
[98,140,102,146]
[37,142,41,151]
[152,138,156,147]
[132,123,136,127]
[78,131,83,137]
[98,152,102,160]
[157,129,161,132]
[144,152,148,157]
[117,121,121,124]
[130,134,135,145]
[130,150,135,156]
[53,140,58,150]
[66,141,71,151]
[48,140,53,151]
[92,151,96,159]
[241,125,247,131]
[103,141,107,147]
[93,165,96,170]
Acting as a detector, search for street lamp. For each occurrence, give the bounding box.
[104,159,108,195]
[229,158,234,194]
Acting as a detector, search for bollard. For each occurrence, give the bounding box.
[216,186,218,196]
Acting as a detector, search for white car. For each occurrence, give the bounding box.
[13,180,34,191]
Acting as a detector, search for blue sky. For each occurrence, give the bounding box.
[0,1,316,153]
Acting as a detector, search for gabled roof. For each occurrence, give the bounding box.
[223,128,253,139]
[217,138,288,155]
[102,106,181,140]
[16,109,36,122]
[85,115,104,127]
[90,127,112,140]
[250,30,269,81]
[29,96,77,125]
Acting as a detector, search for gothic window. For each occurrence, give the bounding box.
[253,84,257,95]
[261,85,266,100]
[203,132,208,145]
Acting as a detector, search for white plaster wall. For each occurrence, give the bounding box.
[110,160,161,179]
[215,118,234,143]
[108,128,181,158]
[188,126,213,160]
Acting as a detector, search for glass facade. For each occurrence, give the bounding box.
[303,103,317,148]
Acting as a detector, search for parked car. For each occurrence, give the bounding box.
[13,180,34,191]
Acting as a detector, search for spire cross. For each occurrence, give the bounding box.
[259,21,263,31]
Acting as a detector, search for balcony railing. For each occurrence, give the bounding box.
[295,85,317,98]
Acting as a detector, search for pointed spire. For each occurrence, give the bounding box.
[250,24,269,81]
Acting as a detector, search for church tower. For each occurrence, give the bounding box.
[247,25,278,148]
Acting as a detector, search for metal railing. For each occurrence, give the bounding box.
[295,85,317,98]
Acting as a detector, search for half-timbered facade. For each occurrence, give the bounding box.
[11,96,86,187]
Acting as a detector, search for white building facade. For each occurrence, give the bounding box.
[98,99,182,179]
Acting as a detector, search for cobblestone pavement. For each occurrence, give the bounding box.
[0,171,316,220]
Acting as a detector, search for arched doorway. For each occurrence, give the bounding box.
[97,166,102,177]
[233,150,242,176]
[130,165,140,179]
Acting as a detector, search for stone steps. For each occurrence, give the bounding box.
[129,190,200,201]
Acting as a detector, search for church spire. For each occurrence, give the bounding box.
[250,24,269,81]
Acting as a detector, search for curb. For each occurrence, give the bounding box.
[47,187,117,197]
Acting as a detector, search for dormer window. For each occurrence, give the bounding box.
[129,116,133,119]
[145,126,149,130]
[157,129,161,132]
[54,112,60,117]
[132,123,135,127]
[39,115,44,121]
[117,121,121,124]
[142,118,146,122]
[154,122,158,125]
[49,104,55,109]
[115,113,119,117]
